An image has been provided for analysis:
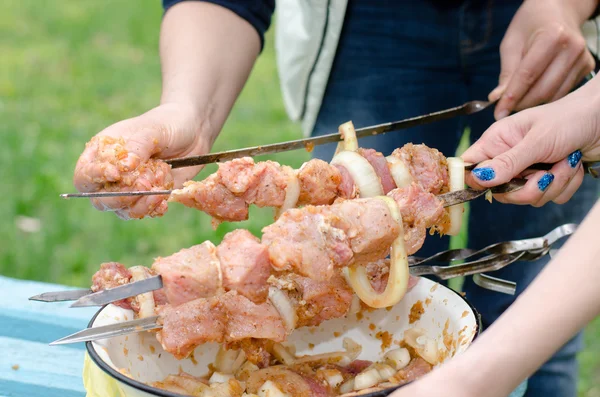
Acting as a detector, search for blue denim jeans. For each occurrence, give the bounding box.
[310,1,599,396]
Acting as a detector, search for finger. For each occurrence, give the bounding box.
[492,170,553,205]
[550,51,595,102]
[533,153,581,207]
[553,166,584,204]
[494,33,559,119]
[513,46,581,110]
[462,114,533,166]
[489,39,523,102]
[466,142,538,190]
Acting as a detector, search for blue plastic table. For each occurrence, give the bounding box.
[0,275,527,397]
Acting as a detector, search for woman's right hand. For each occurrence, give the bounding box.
[462,75,600,207]
[73,103,210,220]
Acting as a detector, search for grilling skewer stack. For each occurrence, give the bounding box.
[36,100,597,365]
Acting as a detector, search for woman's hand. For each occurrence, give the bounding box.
[463,76,600,206]
[489,0,596,120]
[73,103,210,219]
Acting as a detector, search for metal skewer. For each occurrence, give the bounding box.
[60,178,527,204]
[46,250,535,346]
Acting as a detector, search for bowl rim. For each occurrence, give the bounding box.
[86,283,482,397]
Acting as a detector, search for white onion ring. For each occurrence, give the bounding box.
[331,151,384,198]
[344,196,409,308]
[274,167,300,220]
[446,157,465,236]
[339,121,359,151]
[268,287,298,333]
[385,155,413,188]
[129,266,156,319]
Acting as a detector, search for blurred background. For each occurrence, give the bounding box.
[0,1,597,395]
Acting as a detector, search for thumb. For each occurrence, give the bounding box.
[467,139,539,189]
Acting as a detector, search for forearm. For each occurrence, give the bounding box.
[159,2,261,149]
[453,199,600,396]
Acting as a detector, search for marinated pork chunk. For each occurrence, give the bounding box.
[91,262,132,309]
[170,174,249,223]
[289,273,354,327]
[297,159,343,205]
[157,291,286,359]
[74,136,174,220]
[262,198,400,281]
[387,183,445,255]
[216,229,271,304]
[152,241,222,306]
[390,144,449,195]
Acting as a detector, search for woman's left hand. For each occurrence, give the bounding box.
[489,0,596,120]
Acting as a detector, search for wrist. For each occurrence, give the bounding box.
[158,99,220,150]
[559,0,598,24]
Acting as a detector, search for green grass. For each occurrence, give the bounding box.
[1,1,598,394]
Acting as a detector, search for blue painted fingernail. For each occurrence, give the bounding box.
[537,172,554,191]
[567,150,582,168]
[472,167,495,181]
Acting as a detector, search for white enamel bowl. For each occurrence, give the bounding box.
[84,277,481,397]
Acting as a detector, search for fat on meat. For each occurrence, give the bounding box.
[358,148,397,194]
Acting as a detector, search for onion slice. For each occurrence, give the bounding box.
[345,196,409,308]
[268,287,298,333]
[339,121,359,152]
[446,157,465,236]
[385,155,413,188]
[274,167,300,220]
[129,266,156,319]
[331,151,384,198]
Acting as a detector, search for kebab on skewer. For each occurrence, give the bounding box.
[88,180,449,362]
[72,122,467,236]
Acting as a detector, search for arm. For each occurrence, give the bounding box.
[391,198,600,397]
[73,1,274,219]
[159,1,266,150]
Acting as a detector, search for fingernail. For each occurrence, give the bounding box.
[537,172,554,192]
[472,167,496,181]
[567,150,582,168]
[496,110,509,120]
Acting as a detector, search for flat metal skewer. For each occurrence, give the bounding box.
[60,178,527,204]
[47,251,530,346]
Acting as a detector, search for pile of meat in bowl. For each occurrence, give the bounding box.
[84,276,480,397]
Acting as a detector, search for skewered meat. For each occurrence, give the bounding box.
[262,198,400,281]
[74,129,451,223]
[216,230,271,304]
[91,262,132,309]
[74,136,174,220]
[152,241,223,306]
[389,144,448,195]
